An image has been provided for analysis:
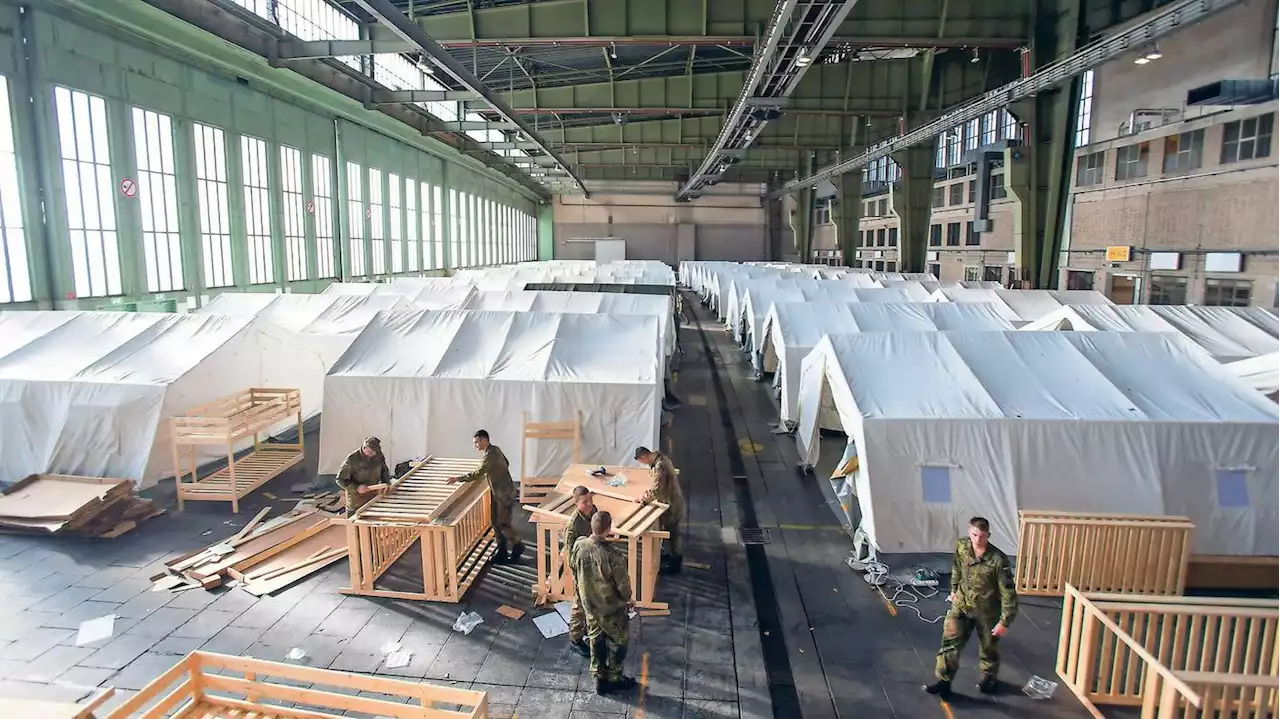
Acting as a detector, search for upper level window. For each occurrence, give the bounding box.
[1115,143,1149,181]
[932,186,944,208]
[929,224,942,246]
[991,173,1007,199]
[948,183,964,205]
[1076,151,1105,186]
[1221,114,1274,164]
[1162,130,1204,173]
[814,199,832,225]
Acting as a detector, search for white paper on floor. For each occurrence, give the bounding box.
[553,600,573,625]
[75,615,116,646]
[533,612,570,639]
[286,648,307,661]
[385,650,413,669]
[453,611,484,635]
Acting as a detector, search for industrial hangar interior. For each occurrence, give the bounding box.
[0,0,1275,718]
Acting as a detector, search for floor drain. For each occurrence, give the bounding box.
[739,528,771,545]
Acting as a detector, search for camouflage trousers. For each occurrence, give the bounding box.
[588,629,629,681]
[935,607,1001,682]
[660,515,682,557]
[490,493,521,546]
[343,486,375,515]
[568,597,587,643]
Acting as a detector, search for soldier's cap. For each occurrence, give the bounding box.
[363,437,382,452]
[633,446,652,460]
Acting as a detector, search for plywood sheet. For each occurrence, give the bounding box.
[0,475,127,519]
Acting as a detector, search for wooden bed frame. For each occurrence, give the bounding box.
[1015,510,1193,597]
[524,463,670,610]
[1057,584,1278,719]
[103,651,488,718]
[518,412,581,504]
[337,455,495,603]
[170,388,304,513]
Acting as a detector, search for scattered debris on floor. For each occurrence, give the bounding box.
[75,614,116,645]
[685,560,711,570]
[453,611,484,635]
[497,604,527,620]
[151,507,347,594]
[0,473,165,538]
[533,611,570,638]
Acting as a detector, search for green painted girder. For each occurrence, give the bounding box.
[563,145,807,166]
[391,0,1028,44]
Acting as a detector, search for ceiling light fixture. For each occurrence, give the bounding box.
[1145,45,1163,60]
[610,42,618,59]
[1134,55,1150,65]
[970,48,980,63]
[796,47,813,67]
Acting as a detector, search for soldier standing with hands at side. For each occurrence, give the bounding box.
[924,516,1019,699]
[633,446,685,574]
[563,486,597,658]
[447,429,526,564]
[336,437,390,515]
[570,510,637,695]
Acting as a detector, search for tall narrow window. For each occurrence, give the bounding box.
[452,190,464,268]
[420,182,433,270]
[194,123,232,288]
[346,162,365,277]
[404,176,418,273]
[241,135,273,285]
[432,185,444,269]
[388,173,403,273]
[368,168,385,275]
[483,198,492,266]
[280,145,307,282]
[0,76,31,304]
[1074,70,1094,148]
[55,87,121,298]
[131,108,182,293]
[312,154,335,278]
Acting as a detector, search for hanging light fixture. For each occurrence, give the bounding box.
[1145,45,1163,60]
[970,48,980,63]
[796,46,813,67]
[1134,55,1150,65]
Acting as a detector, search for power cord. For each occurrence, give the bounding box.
[848,554,947,624]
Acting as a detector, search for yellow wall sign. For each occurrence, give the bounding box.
[1105,245,1132,262]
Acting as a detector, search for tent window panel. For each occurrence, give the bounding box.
[1215,469,1250,508]
[241,135,273,285]
[131,107,183,293]
[345,161,365,277]
[280,145,307,282]
[194,123,232,288]
[0,76,31,304]
[368,168,385,275]
[312,154,335,278]
[388,172,403,274]
[921,466,952,504]
[404,176,418,272]
[55,86,121,298]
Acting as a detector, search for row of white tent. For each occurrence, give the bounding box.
[0,276,673,489]
[679,261,1279,559]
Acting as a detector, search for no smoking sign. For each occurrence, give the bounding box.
[119,177,137,199]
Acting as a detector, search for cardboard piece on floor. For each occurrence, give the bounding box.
[151,575,184,592]
[533,612,570,639]
[75,615,115,645]
[496,605,526,620]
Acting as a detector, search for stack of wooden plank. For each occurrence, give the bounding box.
[153,507,347,595]
[0,474,165,538]
[297,491,344,512]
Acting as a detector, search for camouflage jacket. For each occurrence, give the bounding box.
[570,535,632,641]
[640,452,684,515]
[336,450,390,490]
[457,445,516,500]
[563,507,594,558]
[950,538,1018,626]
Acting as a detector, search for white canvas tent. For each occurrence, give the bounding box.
[795,331,1279,555]
[1021,304,1280,363]
[760,302,1015,424]
[463,290,675,358]
[931,288,1113,323]
[319,310,663,481]
[0,311,271,488]
[198,293,409,419]
[322,280,476,309]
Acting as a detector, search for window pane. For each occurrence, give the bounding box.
[280,145,307,281]
[194,123,233,288]
[346,162,365,277]
[368,168,385,275]
[388,172,403,274]
[132,108,183,293]
[241,135,273,285]
[312,154,336,278]
[0,76,31,303]
[56,87,121,298]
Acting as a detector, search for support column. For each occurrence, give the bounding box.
[890,146,935,273]
[793,153,815,263]
[834,173,862,267]
[1008,0,1085,288]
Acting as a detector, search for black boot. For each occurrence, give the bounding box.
[923,679,953,699]
[978,676,999,695]
[508,541,525,563]
[493,538,510,564]
[569,638,590,657]
[659,554,682,575]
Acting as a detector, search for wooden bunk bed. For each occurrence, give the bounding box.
[170,388,304,513]
[518,412,581,504]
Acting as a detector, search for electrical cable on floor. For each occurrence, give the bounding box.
[848,555,946,624]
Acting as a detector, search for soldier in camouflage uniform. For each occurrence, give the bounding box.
[634,446,685,574]
[563,486,597,658]
[336,437,390,515]
[925,516,1019,699]
[447,429,525,564]
[570,510,637,695]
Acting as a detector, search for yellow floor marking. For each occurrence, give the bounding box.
[634,652,649,719]
[940,700,956,719]
[738,438,764,455]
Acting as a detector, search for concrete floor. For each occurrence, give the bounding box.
[0,293,1103,719]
